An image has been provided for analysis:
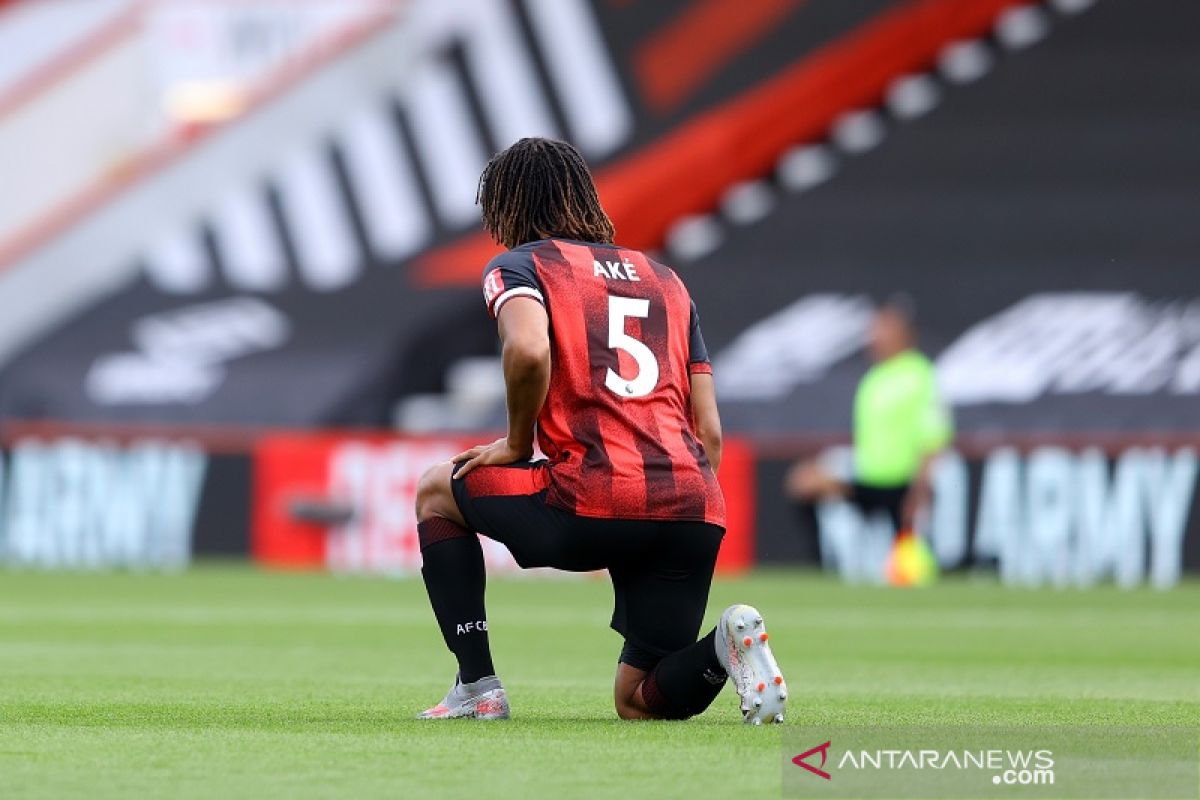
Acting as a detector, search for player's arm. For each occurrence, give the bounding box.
[454,296,550,475]
[498,297,551,456]
[685,296,722,473]
[690,372,722,474]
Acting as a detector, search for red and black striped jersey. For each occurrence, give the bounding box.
[482,238,725,528]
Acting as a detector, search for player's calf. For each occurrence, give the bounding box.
[414,460,501,716]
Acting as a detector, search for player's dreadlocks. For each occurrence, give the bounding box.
[477,137,615,249]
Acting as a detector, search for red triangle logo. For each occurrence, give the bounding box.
[792,740,832,780]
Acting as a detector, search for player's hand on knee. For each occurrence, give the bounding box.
[453,438,531,476]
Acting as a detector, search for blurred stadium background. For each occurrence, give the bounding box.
[1,0,1199,586]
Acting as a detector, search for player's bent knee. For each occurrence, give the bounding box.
[615,699,690,721]
[612,679,691,721]
[613,694,657,721]
[614,701,644,721]
[414,462,453,522]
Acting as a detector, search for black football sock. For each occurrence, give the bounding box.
[418,518,495,684]
[640,627,725,719]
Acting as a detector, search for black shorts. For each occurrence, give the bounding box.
[452,460,725,671]
[847,482,910,532]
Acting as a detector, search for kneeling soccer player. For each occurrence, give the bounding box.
[413,137,786,724]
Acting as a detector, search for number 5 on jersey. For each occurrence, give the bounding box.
[606,295,659,398]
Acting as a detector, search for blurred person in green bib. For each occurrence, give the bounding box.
[786,298,952,552]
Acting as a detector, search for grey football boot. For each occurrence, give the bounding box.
[714,604,787,725]
[418,675,510,720]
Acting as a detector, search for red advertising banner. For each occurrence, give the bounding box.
[253,433,755,575]
[715,438,756,573]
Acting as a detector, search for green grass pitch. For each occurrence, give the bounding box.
[1,567,1196,798]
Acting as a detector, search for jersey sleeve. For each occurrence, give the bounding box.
[481,250,544,319]
[687,299,713,375]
